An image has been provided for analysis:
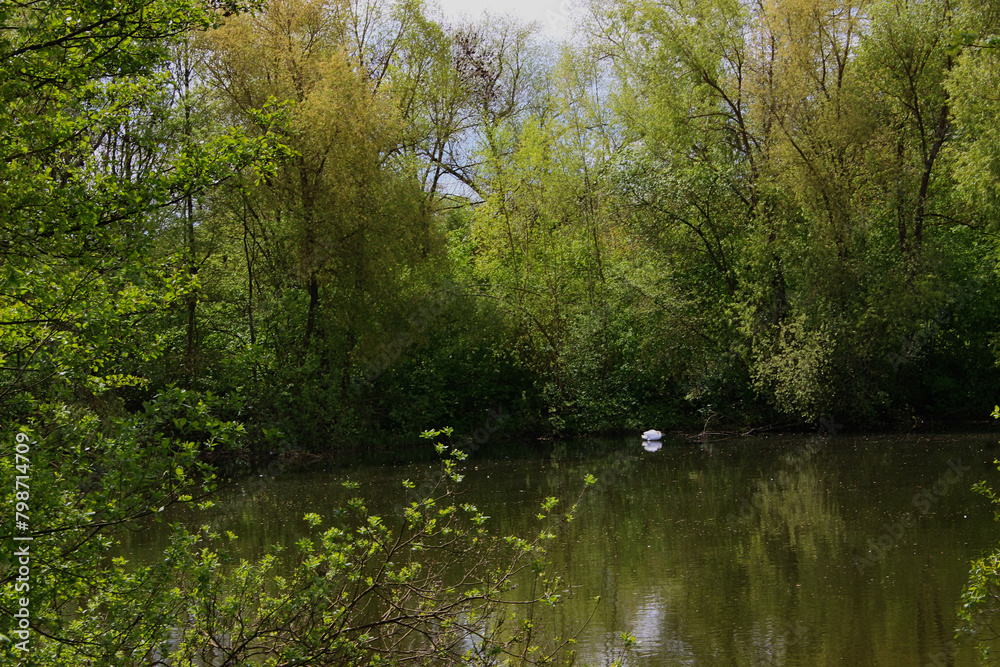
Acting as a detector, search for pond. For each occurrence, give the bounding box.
[121,430,1000,666]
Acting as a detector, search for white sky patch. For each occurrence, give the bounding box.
[431,0,580,41]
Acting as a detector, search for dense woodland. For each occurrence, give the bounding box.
[6,0,1000,663]
[9,0,1000,450]
[7,0,1000,451]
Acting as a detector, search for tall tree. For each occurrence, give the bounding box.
[0,0,270,661]
[588,0,999,423]
[200,0,444,443]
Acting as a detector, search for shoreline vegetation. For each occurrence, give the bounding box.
[204,419,1000,476]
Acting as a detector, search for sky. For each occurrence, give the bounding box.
[432,0,580,40]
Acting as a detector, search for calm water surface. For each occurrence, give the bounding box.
[123,431,1000,666]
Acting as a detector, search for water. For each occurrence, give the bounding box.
[120,431,1000,665]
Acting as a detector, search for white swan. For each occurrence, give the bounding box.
[642,429,663,441]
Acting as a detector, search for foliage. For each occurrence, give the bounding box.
[157,437,596,666]
[59,0,997,443]
[0,387,242,664]
[960,406,1000,657]
[586,0,1000,427]
[4,0,1000,447]
[4,429,599,665]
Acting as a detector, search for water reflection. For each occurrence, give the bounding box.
[119,432,1000,665]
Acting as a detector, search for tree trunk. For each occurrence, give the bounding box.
[304,274,320,352]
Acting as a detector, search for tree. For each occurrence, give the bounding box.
[0,0,273,661]
[960,406,1000,656]
[199,0,453,444]
[587,0,1000,424]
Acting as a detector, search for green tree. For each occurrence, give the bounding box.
[197,0,451,444]
[588,0,1000,425]
[0,0,272,661]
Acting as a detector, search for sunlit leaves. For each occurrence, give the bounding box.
[135,443,590,665]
